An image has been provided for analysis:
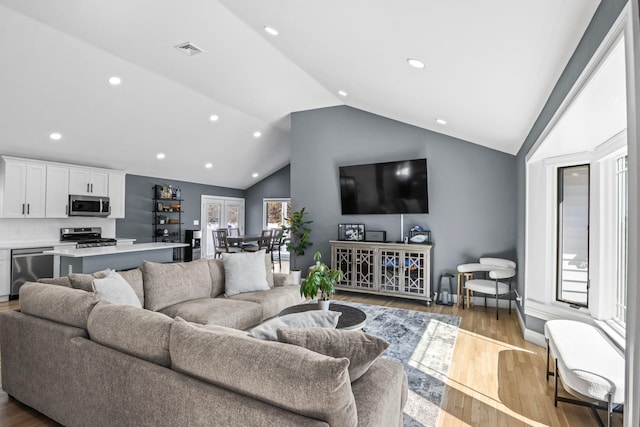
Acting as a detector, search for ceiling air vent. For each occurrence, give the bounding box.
[174,42,205,56]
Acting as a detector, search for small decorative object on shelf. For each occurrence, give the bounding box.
[338,223,365,241]
[409,226,431,244]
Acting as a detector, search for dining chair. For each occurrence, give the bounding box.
[213,228,241,257]
[462,258,516,320]
[270,228,285,269]
[244,229,273,253]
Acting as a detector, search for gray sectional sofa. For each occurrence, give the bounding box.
[0,255,408,426]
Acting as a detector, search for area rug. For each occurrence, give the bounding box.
[339,302,460,427]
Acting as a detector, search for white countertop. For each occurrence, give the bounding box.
[45,242,188,258]
[0,241,77,250]
[0,237,136,250]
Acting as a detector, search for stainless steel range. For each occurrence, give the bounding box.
[60,227,117,248]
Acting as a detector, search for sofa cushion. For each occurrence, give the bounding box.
[87,302,173,367]
[19,282,99,329]
[143,259,212,312]
[92,271,142,308]
[160,297,262,330]
[37,276,71,287]
[182,318,250,338]
[207,258,226,297]
[221,250,270,297]
[351,358,408,427]
[228,285,304,320]
[170,319,357,426]
[69,269,110,292]
[277,327,389,381]
[116,267,144,306]
[248,310,341,341]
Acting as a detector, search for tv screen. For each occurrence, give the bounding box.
[339,158,428,215]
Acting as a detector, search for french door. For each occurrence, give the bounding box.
[263,198,291,258]
[201,196,245,258]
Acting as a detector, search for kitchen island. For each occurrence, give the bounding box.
[46,242,189,275]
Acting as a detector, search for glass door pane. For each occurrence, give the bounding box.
[556,165,590,306]
[263,199,291,256]
[201,197,245,258]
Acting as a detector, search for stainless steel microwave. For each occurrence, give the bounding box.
[68,195,111,217]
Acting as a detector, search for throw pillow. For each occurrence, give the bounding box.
[92,270,142,308]
[69,269,111,292]
[277,327,389,382]
[221,250,269,297]
[248,310,341,341]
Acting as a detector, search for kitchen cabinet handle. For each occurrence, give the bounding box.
[27,204,30,214]
[65,205,69,215]
[87,183,90,193]
[22,203,25,214]
[90,183,93,193]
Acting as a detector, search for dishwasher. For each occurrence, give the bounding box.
[10,247,54,299]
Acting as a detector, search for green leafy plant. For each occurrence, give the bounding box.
[284,207,313,271]
[300,252,343,301]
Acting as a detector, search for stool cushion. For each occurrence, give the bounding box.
[464,279,510,295]
[545,320,625,404]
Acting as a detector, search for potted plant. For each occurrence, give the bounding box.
[300,251,343,310]
[284,207,313,284]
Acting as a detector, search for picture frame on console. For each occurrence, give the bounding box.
[338,224,365,241]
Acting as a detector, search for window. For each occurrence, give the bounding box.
[263,199,291,230]
[556,164,590,307]
[615,155,628,324]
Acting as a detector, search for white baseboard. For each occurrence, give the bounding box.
[515,303,548,347]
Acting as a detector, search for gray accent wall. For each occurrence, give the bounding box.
[290,105,517,291]
[116,174,244,243]
[515,0,627,332]
[245,165,291,235]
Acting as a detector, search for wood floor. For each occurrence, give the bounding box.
[0,289,622,426]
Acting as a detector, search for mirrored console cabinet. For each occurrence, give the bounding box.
[330,240,432,305]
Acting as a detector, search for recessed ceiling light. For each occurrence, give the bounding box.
[264,26,278,36]
[436,118,447,125]
[407,58,425,69]
[205,163,213,169]
[157,153,165,159]
[209,114,219,122]
[108,76,121,86]
[253,131,262,138]
[252,173,259,178]
[49,132,62,141]
[338,90,348,97]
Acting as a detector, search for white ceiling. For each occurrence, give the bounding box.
[0,0,600,189]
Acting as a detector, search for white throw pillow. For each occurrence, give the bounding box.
[92,271,142,308]
[249,310,342,341]
[221,250,270,297]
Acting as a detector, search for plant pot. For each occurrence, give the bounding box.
[290,270,302,285]
[318,300,331,311]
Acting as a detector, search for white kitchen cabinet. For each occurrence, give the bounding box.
[69,168,109,197]
[46,165,70,218]
[108,172,126,218]
[0,158,46,218]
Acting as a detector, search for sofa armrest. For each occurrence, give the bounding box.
[274,273,294,287]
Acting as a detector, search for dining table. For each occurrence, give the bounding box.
[226,235,261,249]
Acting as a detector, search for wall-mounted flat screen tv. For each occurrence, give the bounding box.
[339,158,428,215]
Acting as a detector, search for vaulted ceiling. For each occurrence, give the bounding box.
[0,0,600,189]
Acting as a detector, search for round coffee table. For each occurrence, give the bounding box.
[278,303,367,330]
